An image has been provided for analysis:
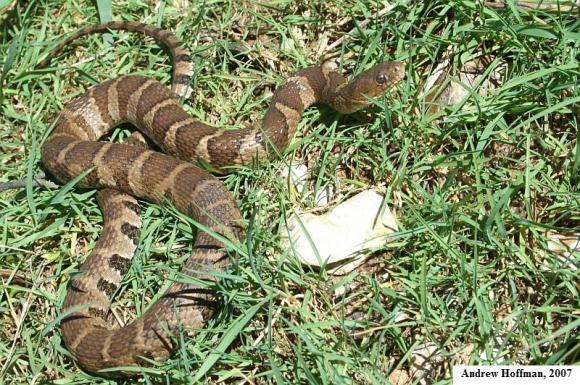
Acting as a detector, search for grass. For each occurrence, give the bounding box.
[0,0,578,383]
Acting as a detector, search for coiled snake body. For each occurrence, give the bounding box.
[40,21,404,375]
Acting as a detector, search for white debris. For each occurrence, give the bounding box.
[314,184,334,207]
[278,162,309,194]
[544,232,580,271]
[423,54,507,117]
[281,189,398,274]
[411,342,441,384]
[276,162,335,205]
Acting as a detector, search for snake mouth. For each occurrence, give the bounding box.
[390,62,406,83]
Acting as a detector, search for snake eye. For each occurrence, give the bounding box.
[376,73,388,84]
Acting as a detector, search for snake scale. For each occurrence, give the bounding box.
[39,21,404,376]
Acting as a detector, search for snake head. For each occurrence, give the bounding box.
[333,61,405,113]
[353,61,405,97]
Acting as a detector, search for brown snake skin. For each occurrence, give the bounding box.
[39,21,404,376]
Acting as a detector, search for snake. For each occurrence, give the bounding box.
[39,21,405,376]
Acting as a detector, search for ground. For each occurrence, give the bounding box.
[0,0,578,384]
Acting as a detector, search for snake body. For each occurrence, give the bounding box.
[40,21,404,375]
